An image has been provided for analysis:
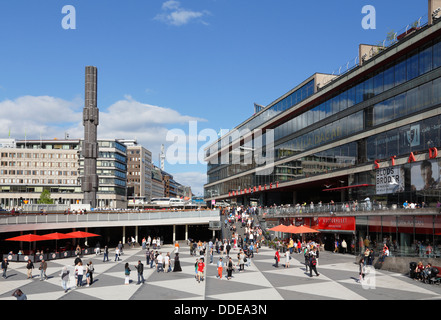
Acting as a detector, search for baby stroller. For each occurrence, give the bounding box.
[409,262,417,279]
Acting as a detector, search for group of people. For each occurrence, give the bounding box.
[274,240,320,277]
[413,261,440,283]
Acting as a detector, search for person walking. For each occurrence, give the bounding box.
[1,258,9,279]
[358,258,365,283]
[103,245,109,262]
[157,252,164,272]
[86,261,94,286]
[134,260,145,284]
[75,261,84,287]
[115,247,121,261]
[197,258,205,283]
[60,266,70,293]
[226,242,231,257]
[227,257,234,280]
[341,239,347,254]
[164,253,171,273]
[26,259,34,279]
[39,259,48,281]
[173,253,182,272]
[217,257,224,279]
[238,250,245,272]
[309,254,319,277]
[274,249,280,268]
[285,249,290,268]
[124,262,131,285]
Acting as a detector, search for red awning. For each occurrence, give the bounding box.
[322,184,374,192]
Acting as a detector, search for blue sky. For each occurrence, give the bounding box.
[0,0,427,195]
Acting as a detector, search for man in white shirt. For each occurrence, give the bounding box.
[157,252,164,272]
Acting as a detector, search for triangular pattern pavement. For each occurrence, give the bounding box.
[1,244,441,300]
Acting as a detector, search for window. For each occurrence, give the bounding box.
[433,38,441,69]
[407,50,419,81]
[419,43,433,76]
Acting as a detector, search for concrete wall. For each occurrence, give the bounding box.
[356,255,441,275]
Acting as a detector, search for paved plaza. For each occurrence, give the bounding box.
[1,244,441,301]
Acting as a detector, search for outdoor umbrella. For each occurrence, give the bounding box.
[65,231,100,238]
[43,232,72,252]
[5,234,51,254]
[5,234,51,242]
[268,225,291,232]
[292,225,320,234]
[65,231,100,249]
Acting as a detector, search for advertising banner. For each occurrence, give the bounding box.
[376,166,404,194]
[313,217,356,232]
[411,159,441,191]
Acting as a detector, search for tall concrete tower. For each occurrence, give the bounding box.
[82,66,99,208]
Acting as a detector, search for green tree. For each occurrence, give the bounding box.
[38,189,54,204]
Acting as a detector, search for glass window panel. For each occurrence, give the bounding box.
[373,70,384,96]
[383,64,395,91]
[422,116,440,149]
[355,82,364,104]
[373,102,384,126]
[331,96,339,114]
[384,97,395,123]
[395,57,407,86]
[407,50,419,81]
[419,43,433,76]
[433,77,441,105]
[434,37,441,69]
[364,76,374,100]
[324,99,331,117]
[419,81,432,109]
[394,93,406,119]
[339,90,348,111]
[347,86,355,108]
[406,87,418,115]
[387,128,399,158]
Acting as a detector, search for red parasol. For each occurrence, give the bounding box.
[268,225,291,232]
[5,234,51,242]
[43,232,72,240]
[288,225,320,234]
[65,231,100,238]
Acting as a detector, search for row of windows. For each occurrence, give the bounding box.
[0,179,77,185]
[0,161,76,168]
[212,80,315,154]
[0,152,76,159]
[367,114,441,162]
[0,170,77,176]
[371,77,441,127]
[272,37,441,143]
[206,112,441,197]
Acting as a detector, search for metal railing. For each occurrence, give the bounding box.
[260,201,432,216]
[0,209,221,226]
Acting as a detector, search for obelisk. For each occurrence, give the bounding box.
[82,66,99,208]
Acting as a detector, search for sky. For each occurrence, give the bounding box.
[0,0,428,196]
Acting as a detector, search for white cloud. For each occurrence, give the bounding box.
[172,171,207,196]
[0,94,209,191]
[154,1,210,26]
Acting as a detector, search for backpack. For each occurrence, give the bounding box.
[311,257,317,266]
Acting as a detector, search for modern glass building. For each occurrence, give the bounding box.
[205,4,441,208]
[204,1,441,257]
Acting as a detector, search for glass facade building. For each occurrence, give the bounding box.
[205,17,441,208]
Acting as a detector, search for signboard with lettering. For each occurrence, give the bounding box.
[376,166,404,194]
[313,217,356,232]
